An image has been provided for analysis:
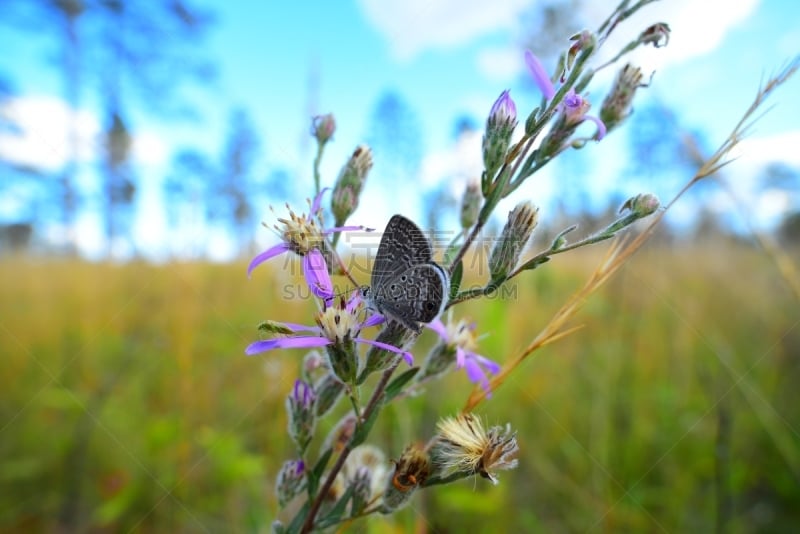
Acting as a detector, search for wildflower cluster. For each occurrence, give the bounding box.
[247,2,669,531]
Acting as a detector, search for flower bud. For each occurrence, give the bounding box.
[301,349,325,381]
[349,466,372,516]
[600,64,645,133]
[324,337,358,386]
[381,444,431,513]
[323,413,358,454]
[360,322,415,382]
[640,22,670,48]
[488,201,539,282]
[620,193,660,217]
[539,90,607,157]
[331,145,372,227]
[418,342,457,383]
[275,459,305,508]
[313,372,345,417]
[311,113,336,145]
[567,30,596,70]
[286,379,316,453]
[482,90,517,184]
[459,181,481,230]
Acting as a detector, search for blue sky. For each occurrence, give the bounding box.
[1,0,799,259]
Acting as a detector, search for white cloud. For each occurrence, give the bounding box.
[0,95,100,171]
[387,0,762,84]
[419,127,483,190]
[476,46,525,81]
[357,0,532,61]
[0,95,169,171]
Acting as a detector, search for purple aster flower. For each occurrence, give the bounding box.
[524,49,605,140]
[247,187,363,278]
[245,251,412,366]
[426,312,500,396]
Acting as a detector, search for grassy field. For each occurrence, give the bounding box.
[1,241,799,532]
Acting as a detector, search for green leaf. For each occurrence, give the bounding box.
[550,225,578,251]
[443,240,461,266]
[517,255,551,272]
[308,448,333,496]
[448,260,463,301]
[317,485,355,528]
[285,501,310,534]
[385,367,420,402]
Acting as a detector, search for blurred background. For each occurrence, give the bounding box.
[1,0,799,532]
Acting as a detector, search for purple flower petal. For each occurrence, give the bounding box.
[525,49,556,100]
[463,357,492,396]
[346,291,363,313]
[311,187,330,214]
[426,318,449,341]
[322,225,365,234]
[455,346,466,368]
[584,114,607,140]
[361,313,386,328]
[469,351,501,374]
[303,249,335,300]
[245,336,331,356]
[247,242,290,278]
[354,337,414,366]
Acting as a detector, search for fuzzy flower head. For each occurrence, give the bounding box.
[431,413,518,485]
[381,443,431,513]
[424,311,500,396]
[247,188,364,278]
[600,64,646,133]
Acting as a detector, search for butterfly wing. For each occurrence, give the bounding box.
[371,215,434,290]
[372,262,448,331]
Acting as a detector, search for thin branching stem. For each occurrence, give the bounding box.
[300,359,402,532]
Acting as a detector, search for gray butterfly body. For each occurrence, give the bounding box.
[361,214,449,333]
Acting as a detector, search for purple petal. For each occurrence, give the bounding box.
[469,351,501,374]
[346,290,363,313]
[247,243,290,278]
[311,187,330,214]
[245,336,331,355]
[303,249,335,300]
[323,225,365,234]
[455,347,466,368]
[584,114,607,140]
[355,337,414,366]
[361,313,386,328]
[463,358,492,396]
[426,318,449,341]
[525,49,556,100]
[489,90,517,124]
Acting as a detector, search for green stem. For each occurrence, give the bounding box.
[312,143,324,197]
[299,359,402,533]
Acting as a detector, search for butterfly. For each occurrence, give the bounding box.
[360,214,449,333]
